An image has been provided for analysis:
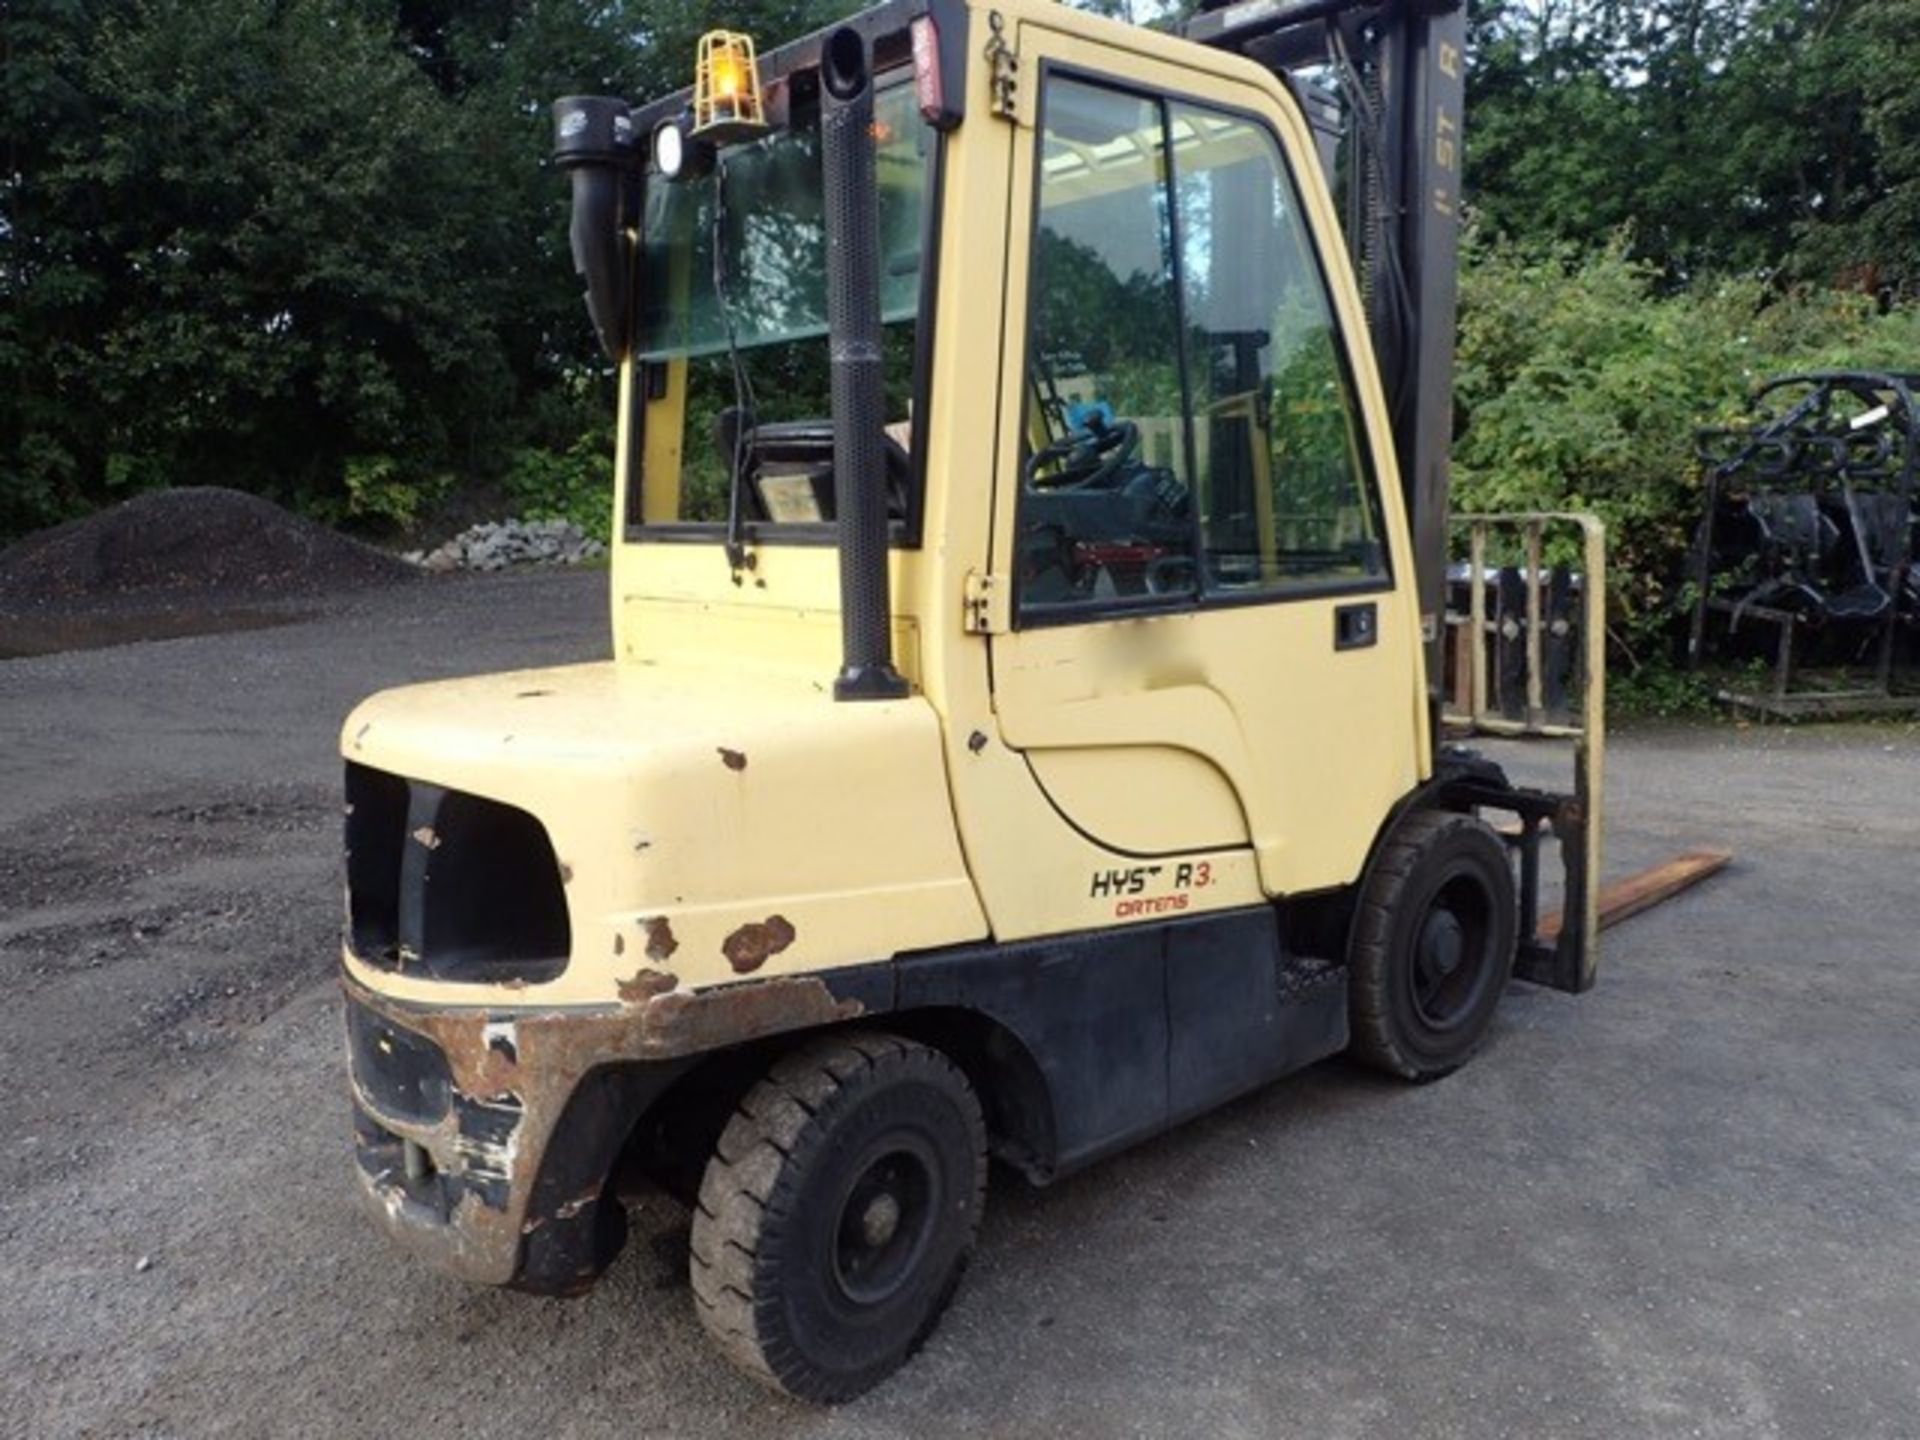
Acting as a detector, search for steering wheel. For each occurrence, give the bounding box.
[1026,418,1140,490]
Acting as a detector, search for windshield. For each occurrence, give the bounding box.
[629,79,931,531]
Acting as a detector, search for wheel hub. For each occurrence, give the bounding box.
[832,1144,937,1307]
[1420,909,1465,978]
[1408,876,1496,1033]
[858,1191,902,1249]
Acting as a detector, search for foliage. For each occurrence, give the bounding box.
[502,437,614,542]
[0,0,856,542]
[339,455,451,531]
[1608,664,1719,719]
[1466,0,1920,294]
[4,0,511,533]
[1453,232,1920,673]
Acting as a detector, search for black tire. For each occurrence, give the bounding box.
[689,1031,987,1403]
[1348,809,1518,1082]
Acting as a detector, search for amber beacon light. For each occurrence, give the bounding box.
[692,30,768,143]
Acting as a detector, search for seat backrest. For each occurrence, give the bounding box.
[1750,493,1839,573]
[1848,492,1914,570]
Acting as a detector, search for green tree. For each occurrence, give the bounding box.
[1465,0,1918,291]
[3,0,521,530]
[1,0,130,534]
[1799,0,1920,292]
[0,0,864,541]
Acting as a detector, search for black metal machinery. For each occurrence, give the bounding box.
[820,26,911,701]
[1688,371,1920,717]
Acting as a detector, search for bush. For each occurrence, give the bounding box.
[1453,233,1920,681]
[0,0,529,540]
[502,433,615,543]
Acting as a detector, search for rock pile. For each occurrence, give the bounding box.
[409,518,606,572]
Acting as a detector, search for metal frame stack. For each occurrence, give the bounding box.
[1688,371,1920,718]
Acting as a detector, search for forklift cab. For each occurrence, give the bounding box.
[603,1,1429,932]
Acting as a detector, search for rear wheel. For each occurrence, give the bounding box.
[1348,809,1517,1081]
[689,1031,987,1403]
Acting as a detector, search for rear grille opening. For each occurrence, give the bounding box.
[345,764,408,960]
[344,762,571,984]
[420,788,571,982]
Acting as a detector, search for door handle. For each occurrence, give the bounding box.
[1334,601,1378,651]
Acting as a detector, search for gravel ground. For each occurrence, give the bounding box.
[2,567,1917,1439]
[0,488,413,659]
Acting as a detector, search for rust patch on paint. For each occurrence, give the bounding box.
[615,967,679,1003]
[342,968,863,1284]
[717,747,748,772]
[637,974,860,1055]
[642,916,679,963]
[722,915,796,974]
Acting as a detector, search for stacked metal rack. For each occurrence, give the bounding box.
[1688,371,1920,717]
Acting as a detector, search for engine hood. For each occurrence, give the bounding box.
[340,661,986,1006]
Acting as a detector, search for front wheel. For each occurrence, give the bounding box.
[689,1031,987,1403]
[1348,809,1518,1082]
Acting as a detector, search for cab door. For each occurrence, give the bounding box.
[984,20,1427,901]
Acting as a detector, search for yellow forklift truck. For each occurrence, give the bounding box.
[340,0,1602,1400]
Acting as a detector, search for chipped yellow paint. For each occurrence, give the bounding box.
[340,661,986,1005]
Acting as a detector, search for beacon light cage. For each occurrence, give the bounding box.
[692,30,770,144]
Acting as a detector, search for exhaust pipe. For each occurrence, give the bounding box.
[552,96,640,360]
[820,29,908,702]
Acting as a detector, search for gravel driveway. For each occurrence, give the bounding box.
[3,568,1916,1438]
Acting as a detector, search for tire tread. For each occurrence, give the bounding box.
[1348,809,1514,1082]
[688,1030,986,1402]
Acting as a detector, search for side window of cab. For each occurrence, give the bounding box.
[1013,75,1388,625]
[1169,103,1389,597]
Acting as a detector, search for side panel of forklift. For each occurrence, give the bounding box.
[953,9,1429,943]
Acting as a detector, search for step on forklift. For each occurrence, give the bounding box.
[341,0,1608,1401]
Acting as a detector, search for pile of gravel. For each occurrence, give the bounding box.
[0,487,413,616]
[408,518,606,572]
